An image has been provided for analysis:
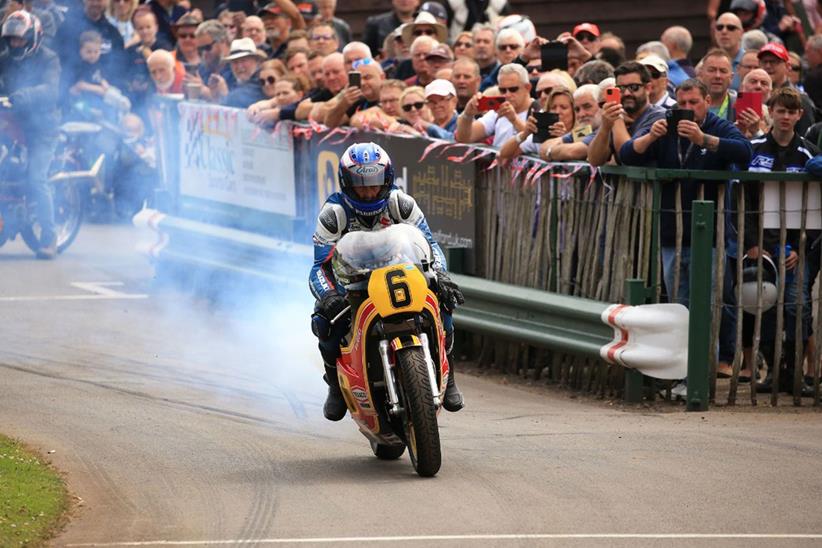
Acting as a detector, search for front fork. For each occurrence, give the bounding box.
[378,334,443,417]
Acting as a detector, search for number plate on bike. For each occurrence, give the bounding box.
[367,264,428,317]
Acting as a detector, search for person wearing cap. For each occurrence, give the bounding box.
[425,43,453,75]
[172,13,202,70]
[421,78,458,137]
[758,42,816,134]
[661,26,696,80]
[419,1,447,25]
[456,63,531,147]
[258,0,306,60]
[362,0,420,57]
[324,57,385,128]
[572,22,600,56]
[639,55,677,109]
[218,37,267,107]
[316,0,351,44]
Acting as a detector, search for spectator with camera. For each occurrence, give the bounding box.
[324,57,385,128]
[456,63,531,147]
[587,61,666,166]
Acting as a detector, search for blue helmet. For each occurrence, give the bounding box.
[338,142,394,223]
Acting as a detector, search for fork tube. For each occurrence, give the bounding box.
[419,333,442,408]
[378,340,401,415]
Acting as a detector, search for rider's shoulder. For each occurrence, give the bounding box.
[388,187,422,223]
[315,198,347,243]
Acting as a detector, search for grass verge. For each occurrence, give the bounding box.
[0,434,68,547]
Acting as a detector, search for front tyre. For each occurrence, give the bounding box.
[396,347,441,477]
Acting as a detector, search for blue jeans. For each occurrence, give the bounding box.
[26,134,57,243]
[661,247,737,363]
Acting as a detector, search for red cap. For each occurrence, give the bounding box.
[758,42,789,63]
[572,23,600,38]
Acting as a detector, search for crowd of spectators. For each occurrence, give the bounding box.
[4,0,822,395]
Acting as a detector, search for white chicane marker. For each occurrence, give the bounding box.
[0,281,148,302]
[65,533,822,546]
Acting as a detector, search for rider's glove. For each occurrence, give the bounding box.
[436,272,464,313]
[311,291,348,341]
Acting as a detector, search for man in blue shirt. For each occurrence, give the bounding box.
[621,78,752,386]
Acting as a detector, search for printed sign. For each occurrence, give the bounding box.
[178,103,296,217]
[761,180,822,230]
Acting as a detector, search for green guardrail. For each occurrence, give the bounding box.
[451,273,613,357]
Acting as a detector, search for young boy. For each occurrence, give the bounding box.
[64,30,111,113]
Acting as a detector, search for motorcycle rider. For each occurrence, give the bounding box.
[310,142,465,421]
[0,10,59,258]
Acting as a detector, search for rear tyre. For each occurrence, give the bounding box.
[370,440,406,460]
[21,182,84,254]
[396,347,441,477]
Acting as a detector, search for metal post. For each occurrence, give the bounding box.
[687,201,715,412]
[623,278,647,403]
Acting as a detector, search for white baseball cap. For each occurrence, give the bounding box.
[424,78,456,98]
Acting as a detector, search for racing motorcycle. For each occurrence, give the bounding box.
[331,224,450,477]
[0,97,98,255]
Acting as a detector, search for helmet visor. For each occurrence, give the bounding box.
[2,17,27,39]
[346,163,386,187]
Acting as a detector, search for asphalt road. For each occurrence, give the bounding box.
[1,223,822,547]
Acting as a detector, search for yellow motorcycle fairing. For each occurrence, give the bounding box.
[367,263,429,318]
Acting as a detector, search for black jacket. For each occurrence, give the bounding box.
[0,45,61,132]
[362,11,403,57]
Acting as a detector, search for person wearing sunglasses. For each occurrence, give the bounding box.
[495,28,523,66]
[184,20,235,102]
[713,12,746,88]
[453,31,474,58]
[757,42,816,135]
[456,63,531,147]
[588,61,665,167]
[638,54,677,109]
[172,13,202,71]
[571,22,600,56]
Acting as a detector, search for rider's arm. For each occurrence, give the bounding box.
[309,200,347,300]
[10,50,61,110]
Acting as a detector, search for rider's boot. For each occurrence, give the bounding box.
[443,330,464,412]
[36,230,57,260]
[323,362,348,421]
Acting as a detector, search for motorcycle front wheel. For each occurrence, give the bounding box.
[22,181,85,254]
[396,347,441,477]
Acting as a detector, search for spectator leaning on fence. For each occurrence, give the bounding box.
[418,78,458,139]
[456,62,530,147]
[744,86,820,396]
[544,84,602,162]
[220,37,266,108]
[587,61,666,167]
[342,42,372,72]
[324,58,385,128]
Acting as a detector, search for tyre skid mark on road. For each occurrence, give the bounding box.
[0,362,336,442]
[64,533,822,546]
[1,347,319,424]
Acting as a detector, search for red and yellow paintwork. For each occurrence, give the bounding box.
[336,263,449,444]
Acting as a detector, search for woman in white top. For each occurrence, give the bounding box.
[107,0,139,48]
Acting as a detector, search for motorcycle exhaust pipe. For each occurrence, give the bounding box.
[419,333,442,408]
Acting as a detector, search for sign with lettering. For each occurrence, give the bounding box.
[178,103,296,217]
